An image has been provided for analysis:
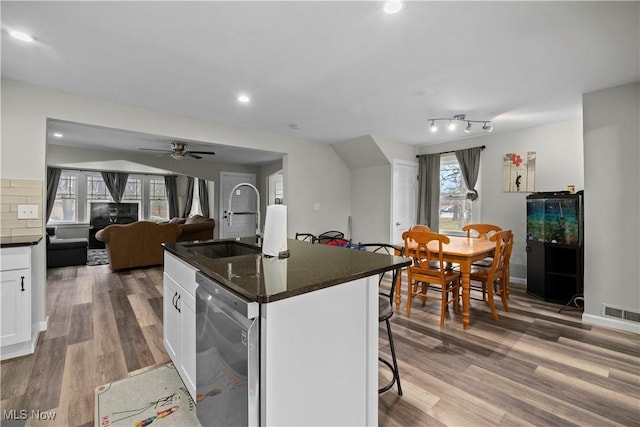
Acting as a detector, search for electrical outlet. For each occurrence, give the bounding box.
[18,204,38,219]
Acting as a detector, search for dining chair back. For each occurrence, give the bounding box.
[463,223,503,267]
[462,223,502,239]
[403,230,461,325]
[314,230,349,246]
[357,243,404,395]
[468,229,514,320]
[409,224,431,232]
[295,232,315,243]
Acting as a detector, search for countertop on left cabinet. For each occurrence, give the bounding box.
[0,234,42,247]
[1,241,39,360]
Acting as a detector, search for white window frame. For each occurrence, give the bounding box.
[48,169,169,224]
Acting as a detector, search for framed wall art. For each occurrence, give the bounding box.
[503,151,536,192]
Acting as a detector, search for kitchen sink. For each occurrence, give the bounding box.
[183,240,261,259]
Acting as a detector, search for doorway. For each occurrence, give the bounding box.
[391,159,418,244]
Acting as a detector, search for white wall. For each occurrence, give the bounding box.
[418,119,584,280]
[1,79,351,328]
[582,82,640,333]
[350,165,391,243]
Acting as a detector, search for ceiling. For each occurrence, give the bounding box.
[2,1,638,163]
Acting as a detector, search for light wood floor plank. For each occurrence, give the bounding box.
[1,265,638,427]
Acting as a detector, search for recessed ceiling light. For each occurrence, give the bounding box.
[53,132,63,138]
[9,30,35,42]
[237,94,251,104]
[384,1,404,14]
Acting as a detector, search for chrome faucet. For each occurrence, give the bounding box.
[227,182,262,245]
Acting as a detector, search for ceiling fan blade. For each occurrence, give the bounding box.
[139,148,172,153]
[187,151,216,156]
[185,153,203,159]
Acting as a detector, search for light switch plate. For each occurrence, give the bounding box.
[18,204,38,219]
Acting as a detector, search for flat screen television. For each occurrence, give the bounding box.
[90,202,139,228]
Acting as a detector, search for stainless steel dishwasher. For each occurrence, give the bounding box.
[195,271,260,427]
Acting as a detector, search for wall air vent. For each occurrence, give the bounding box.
[603,304,640,323]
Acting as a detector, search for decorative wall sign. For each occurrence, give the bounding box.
[503,152,536,192]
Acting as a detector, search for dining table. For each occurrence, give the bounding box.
[395,235,497,330]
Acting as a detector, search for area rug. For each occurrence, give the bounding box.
[87,249,109,266]
[95,363,201,427]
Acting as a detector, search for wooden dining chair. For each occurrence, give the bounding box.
[403,230,461,325]
[409,224,431,232]
[463,223,503,268]
[462,223,502,239]
[467,229,514,320]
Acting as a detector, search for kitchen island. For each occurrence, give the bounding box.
[163,238,410,427]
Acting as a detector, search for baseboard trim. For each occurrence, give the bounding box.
[582,313,640,334]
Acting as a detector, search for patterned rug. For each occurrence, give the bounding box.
[87,249,109,266]
[95,363,201,427]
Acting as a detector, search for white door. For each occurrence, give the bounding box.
[219,172,258,239]
[392,159,418,244]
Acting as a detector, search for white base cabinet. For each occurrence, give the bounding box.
[163,252,198,401]
[1,246,33,360]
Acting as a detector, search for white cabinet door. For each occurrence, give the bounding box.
[1,268,31,347]
[163,272,180,362]
[177,288,196,398]
[163,252,198,400]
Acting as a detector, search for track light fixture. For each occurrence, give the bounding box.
[427,114,493,134]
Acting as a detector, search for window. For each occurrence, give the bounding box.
[49,173,77,222]
[438,153,477,233]
[49,170,169,224]
[189,178,202,217]
[149,178,168,221]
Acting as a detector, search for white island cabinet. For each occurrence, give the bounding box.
[1,246,32,360]
[163,252,197,400]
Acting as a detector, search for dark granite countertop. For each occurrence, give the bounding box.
[0,235,43,248]
[163,238,411,303]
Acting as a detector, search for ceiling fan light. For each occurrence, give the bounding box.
[464,122,472,133]
[172,153,184,160]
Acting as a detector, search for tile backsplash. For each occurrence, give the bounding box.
[0,178,44,238]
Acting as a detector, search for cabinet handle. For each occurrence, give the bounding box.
[176,294,181,313]
[21,276,25,292]
[172,291,178,309]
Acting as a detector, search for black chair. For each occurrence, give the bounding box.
[357,243,403,396]
[295,232,315,243]
[46,226,89,268]
[314,230,349,246]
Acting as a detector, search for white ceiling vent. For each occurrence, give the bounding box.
[602,304,640,324]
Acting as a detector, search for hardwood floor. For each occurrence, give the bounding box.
[1,264,639,426]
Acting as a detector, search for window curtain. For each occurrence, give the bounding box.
[182,176,194,218]
[46,167,62,221]
[100,172,129,203]
[417,153,441,230]
[164,175,179,219]
[198,179,209,217]
[455,147,483,201]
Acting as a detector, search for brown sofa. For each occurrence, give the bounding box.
[165,215,215,242]
[95,221,182,271]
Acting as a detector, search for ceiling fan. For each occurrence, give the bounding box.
[139,141,215,160]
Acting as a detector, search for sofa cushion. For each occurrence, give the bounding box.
[184,214,208,224]
[48,237,89,251]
